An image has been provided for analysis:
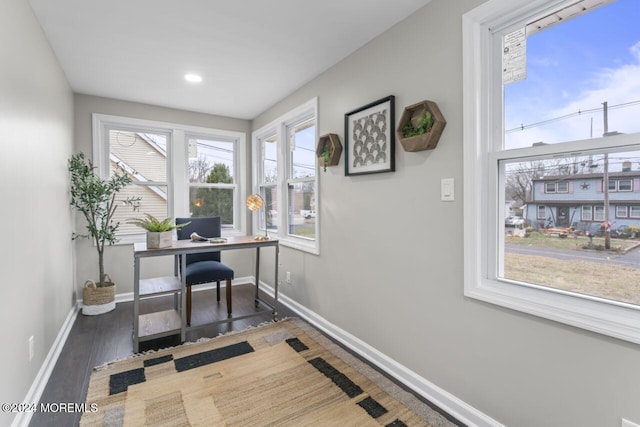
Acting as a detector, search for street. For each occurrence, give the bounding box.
[506,243,640,269]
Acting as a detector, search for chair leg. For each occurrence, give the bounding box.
[216,281,220,302]
[186,286,192,326]
[226,279,232,318]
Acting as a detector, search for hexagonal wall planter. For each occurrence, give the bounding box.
[316,133,343,171]
[396,100,446,152]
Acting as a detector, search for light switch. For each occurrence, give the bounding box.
[441,178,454,201]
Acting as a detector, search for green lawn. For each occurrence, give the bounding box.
[505,231,639,252]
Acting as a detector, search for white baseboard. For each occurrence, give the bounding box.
[12,303,81,427]
[257,280,504,427]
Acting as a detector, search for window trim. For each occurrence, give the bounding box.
[616,205,629,218]
[93,113,247,244]
[463,0,640,344]
[252,98,320,255]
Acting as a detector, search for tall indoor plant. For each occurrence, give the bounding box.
[68,152,140,314]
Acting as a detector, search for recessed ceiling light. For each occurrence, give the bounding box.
[184,73,202,83]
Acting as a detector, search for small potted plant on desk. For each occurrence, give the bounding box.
[129,213,190,249]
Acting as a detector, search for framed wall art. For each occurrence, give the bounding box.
[344,95,395,176]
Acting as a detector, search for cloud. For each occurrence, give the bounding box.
[506,41,640,149]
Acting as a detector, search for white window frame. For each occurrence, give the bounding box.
[557,181,569,193]
[631,206,640,219]
[617,178,633,192]
[93,114,246,244]
[252,98,319,255]
[594,205,605,222]
[544,182,556,193]
[537,205,546,220]
[616,205,629,218]
[581,205,593,221]
[463,0,640,344]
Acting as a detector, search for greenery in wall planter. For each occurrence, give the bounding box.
[396,100,447,152]
[401,109,433,137]
[315,133,343,171]
[321,146,331,172]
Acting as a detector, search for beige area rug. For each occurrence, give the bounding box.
[80,318,456,426]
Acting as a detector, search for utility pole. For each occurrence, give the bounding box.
[602,101,611,249]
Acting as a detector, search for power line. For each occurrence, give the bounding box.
[505,99,640,134]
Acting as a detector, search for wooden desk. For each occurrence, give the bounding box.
[132,236,279,352]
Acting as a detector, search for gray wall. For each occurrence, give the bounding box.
[0,0,74,425]
[252,0,640,426]
[73,94,254,296]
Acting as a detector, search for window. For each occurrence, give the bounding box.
[258,133,278,233]
[606,178,632,192]
[616,205,629,218]
[631,206,640,218]
[463,0,640,343]
[593,205,605,222]
[253,98,319,254]
[187,136,238,229]
[93,114,246,242]
[582,205,592,221]
[544,181,569,193]
[545,182,556,193]
[617,179,632,192]
[537,205,546,220]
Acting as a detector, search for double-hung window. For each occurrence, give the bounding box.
[93,114,246,242]
[463,0,640,343]
[253,98,319,254]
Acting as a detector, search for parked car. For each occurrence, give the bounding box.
[301,210,316,219]
[505,216,524,226]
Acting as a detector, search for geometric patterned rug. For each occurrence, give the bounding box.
[80,318,456,426]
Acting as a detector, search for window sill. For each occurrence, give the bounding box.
[279,237,319,255]
[465,277,640,344]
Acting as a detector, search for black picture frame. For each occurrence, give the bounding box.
[344,95,395,176]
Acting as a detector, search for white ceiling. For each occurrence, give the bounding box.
[28,0,431,120]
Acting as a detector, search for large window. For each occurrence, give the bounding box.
[93,114,246,242]
[463,0,640,343]
[187,136,238,228]
[253,98,319,254]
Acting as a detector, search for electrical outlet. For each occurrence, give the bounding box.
[622,419,640,427]
[286,272,291,284]
[28,336,34,361]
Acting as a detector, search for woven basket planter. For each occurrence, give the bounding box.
[82,279,116,315]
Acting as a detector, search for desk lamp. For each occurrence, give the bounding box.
[246,194,269,240]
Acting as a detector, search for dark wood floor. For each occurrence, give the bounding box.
[30,284,463,427]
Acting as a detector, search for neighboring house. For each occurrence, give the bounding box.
[525,172,640,231]
[109,131,169,235]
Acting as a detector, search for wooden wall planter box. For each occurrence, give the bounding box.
[316,133,343,168]
[396,100,446,152]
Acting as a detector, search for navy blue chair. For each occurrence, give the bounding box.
[175,217,234,325]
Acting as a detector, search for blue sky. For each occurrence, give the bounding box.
[504,0,640,148]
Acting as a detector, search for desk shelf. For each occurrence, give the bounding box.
[140,276,181,298]
[138,310,182,341]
